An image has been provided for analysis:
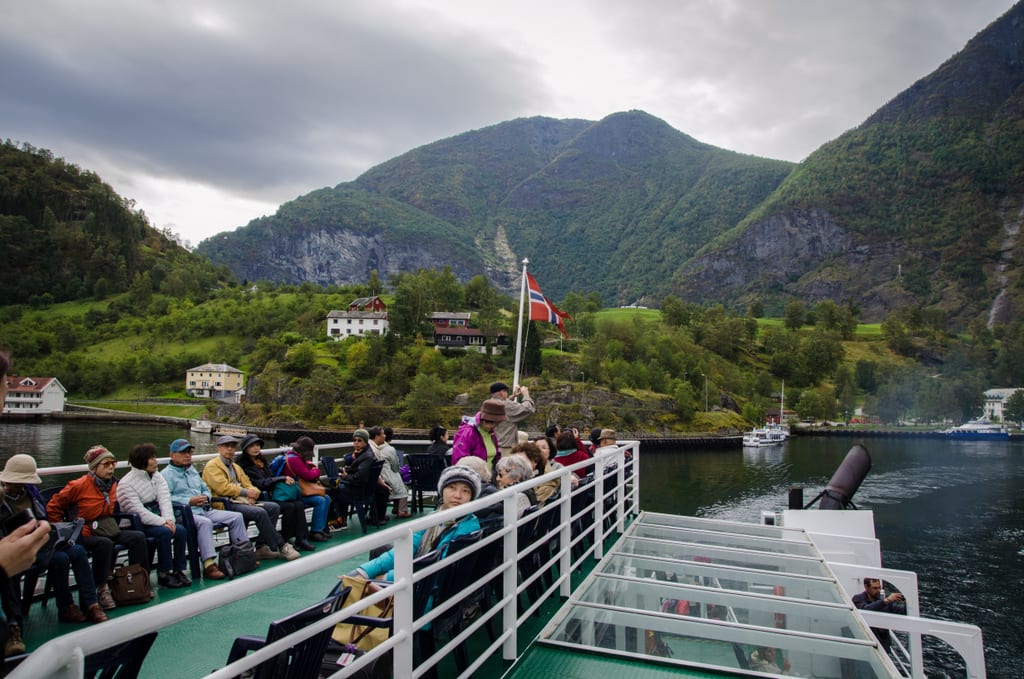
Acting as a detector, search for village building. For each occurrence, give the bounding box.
[983,388,1024,422]
[186,363,245,402]
[2,376,67,414]
[327,296,389,340]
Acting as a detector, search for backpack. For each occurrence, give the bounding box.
[269,453,289,477]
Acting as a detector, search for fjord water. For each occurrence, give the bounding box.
[1,422,1019,675]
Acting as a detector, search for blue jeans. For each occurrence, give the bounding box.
[143,524,187,573]
[50,544,98,609]
[300,495,329,532]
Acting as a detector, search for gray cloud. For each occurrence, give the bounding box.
[0,0,1017,242]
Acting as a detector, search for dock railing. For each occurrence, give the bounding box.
[11,440,640,679]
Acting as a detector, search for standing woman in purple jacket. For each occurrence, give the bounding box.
[450,399,506,471]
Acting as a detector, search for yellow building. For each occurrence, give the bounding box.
[186,363,245,401]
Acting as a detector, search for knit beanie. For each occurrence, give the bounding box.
[84,445,116,471]
[437,465,481,501]
[352,429,370,442]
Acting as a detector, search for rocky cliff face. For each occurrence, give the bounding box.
[232,227,484,286]
[677,208,918,319]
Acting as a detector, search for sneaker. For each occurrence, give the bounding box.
[204,562,226,580]
[58,603,86,623]
[254,544,280,561]
[4,624,24,656]
[85,603,108,624]
[279,543,300,561]
[97,585,117,610]
[174,570,193,586]
[158,571,185,589]
[327,517,348,532]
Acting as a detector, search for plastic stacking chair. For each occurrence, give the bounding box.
[405,454,446,513]
[7,631,162,678]
[226,589,349,679]
[346,460,386,534]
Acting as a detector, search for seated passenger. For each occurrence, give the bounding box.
[494,455,533,517]
[456,456,499,520]
[202,435,299,562]
[0,454,106,644]
[331,429,391,528]
[117,443,190,589]
[553,431,591,470]
[354,466,482,582]
[46,445,149,611]
[237,435,315,552]
[369,426,411,519]
[281,436,331,542]
[161,439,250,580]
[424,425,450,458]
[749,646,790,674]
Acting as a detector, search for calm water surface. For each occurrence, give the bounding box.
[0,422,1019,675]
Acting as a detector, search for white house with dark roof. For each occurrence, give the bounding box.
[326,296,390,340]
[186,363,245,401]
[3,376,67,414]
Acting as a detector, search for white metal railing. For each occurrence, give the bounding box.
[11,440,640,679]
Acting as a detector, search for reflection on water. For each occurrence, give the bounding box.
[0,423,1018,675]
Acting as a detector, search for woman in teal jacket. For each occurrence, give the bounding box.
[354,466,482,581]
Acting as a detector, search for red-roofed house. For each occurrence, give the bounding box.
[3,376,67,414]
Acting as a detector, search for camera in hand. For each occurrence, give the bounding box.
[2,508,36,535]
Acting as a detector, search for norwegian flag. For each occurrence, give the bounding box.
[527,273,571,338]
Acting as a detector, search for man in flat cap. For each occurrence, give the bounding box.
[489,382,535,458]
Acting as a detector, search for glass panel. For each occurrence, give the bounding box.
[577,574,870,640]
[640,513,809,543]
[601,554,847,604]
[619,536,832,578]
[545,603,892,679]
[631,524,818,557]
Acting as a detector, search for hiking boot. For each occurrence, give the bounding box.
[85,604,108,624]
[158,571,185,588]
[254,544,280,560]
[97,584,117,610]
[279,543,300,561]
[4,624,24,656]
[58,603,86,623]
[174,570,193,586]
[327,517,348,532]
[310,530,330,542]
[204,562,226,580]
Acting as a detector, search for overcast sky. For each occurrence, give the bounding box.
[1,0,1017,247]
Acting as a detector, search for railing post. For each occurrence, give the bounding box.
[502,490,519,660]
[593,455,606,560]
[392,532,415,678]
[559,471,572,597]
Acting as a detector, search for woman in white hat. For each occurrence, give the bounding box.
[0,453,107,641]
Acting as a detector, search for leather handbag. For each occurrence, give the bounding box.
[110,563,152,605]
[331,574,393,651]
[298,477,326,497]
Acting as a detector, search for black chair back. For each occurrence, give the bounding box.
[83,631,158,679]
[405,454,446,513]
[227,589,348,679]
[348,460,386,534]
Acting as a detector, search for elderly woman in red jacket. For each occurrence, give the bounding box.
[46,445,149,610]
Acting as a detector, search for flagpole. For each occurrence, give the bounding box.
[512,258,529,390]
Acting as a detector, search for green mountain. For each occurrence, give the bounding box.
[678,1,1024,325]
[197,113,794,303]
[0,141,229,305]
